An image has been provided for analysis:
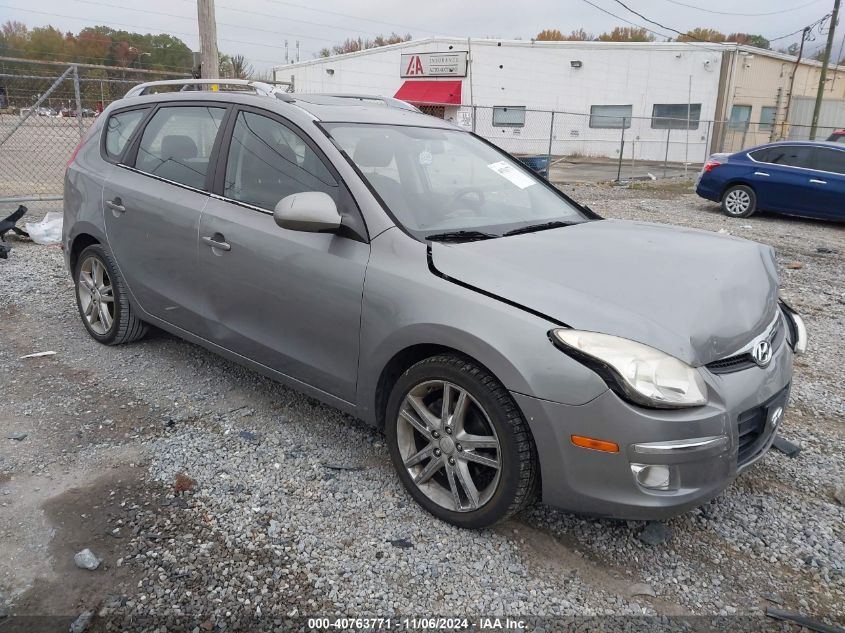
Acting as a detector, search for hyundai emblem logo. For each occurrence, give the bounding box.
[751,340,773,367]
[770,406,784,428]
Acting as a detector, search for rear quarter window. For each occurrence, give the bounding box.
[749,148,771,162]
[104,108,149,162]
[813,148,845,174]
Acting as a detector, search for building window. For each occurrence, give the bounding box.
[729,105,752,130]
[651,103,701,130]
[759,106,777,131]
[492,106,526,128]
[589,105,632,129]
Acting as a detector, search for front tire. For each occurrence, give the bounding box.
[721,184,756,218]
[74,244,147,345]
[385,354,538,529]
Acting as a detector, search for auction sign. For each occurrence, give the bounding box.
[400,51,468,77]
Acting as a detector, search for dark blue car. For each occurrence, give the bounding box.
[696,141,845,221]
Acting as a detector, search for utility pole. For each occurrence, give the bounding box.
[810,0,840,139]
[781,26,810,140]
[197,0,220,80]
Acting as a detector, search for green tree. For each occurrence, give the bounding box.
[726,33,770,49]
[0,20,29,57]
[27,26,67,60]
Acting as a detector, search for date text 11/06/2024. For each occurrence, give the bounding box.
[308,617,526,630]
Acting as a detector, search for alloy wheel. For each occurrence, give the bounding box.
[77,256,115,335]
[396,380,501,512]
[724,189,751,215]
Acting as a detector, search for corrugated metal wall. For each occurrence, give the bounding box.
[789,96,845,139]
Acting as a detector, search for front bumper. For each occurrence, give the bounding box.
[514,335,794,520]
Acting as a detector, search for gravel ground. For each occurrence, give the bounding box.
[0,188,843,632]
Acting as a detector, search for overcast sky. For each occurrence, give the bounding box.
[3,0,841,72]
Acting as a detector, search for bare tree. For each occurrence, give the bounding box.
[229,54,253,79]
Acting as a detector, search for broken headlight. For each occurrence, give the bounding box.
[550,329,708,409]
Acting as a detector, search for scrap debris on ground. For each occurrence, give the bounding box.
[0,189,843,631]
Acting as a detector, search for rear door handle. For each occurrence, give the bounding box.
[753,171,770,177]
[809,178,827,184]
[105,198,125,213]
[202,235,231,251]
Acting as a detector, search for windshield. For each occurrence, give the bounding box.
[324,123,587,238]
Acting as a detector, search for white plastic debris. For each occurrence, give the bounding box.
[25,212,63,245]
[19,351,57,359]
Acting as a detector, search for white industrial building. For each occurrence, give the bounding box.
[274,37,845,163]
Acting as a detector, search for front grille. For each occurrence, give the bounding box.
[707,354,757,373]
[707,316,784,375]
[736,385,790,465]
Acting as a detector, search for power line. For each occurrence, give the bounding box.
[661,0,823,17]
[173,0,388,39]
[578,0,732,54]
[0,4,324,56]
[769,14,831,42]
[609,0,832,46]
[579,0,677,41]
[262,0,444,36]
[63,0,375,45]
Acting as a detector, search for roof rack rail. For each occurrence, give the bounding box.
[311,93,421,112]
[124,79,295,101]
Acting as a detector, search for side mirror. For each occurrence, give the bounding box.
[273,192,342,233]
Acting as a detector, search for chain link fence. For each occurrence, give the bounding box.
[466,105,838,183]
[0,61,187,203]
[1,62,842,202]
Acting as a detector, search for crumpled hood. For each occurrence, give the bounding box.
[430,219,779,366]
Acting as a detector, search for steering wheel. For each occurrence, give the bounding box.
[446,187,486,210]
[443,187,486,215]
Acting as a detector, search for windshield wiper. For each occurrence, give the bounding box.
[425,230,499,242]
[502,220,578,237]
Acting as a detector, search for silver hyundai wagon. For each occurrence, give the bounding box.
[63,80,807,528]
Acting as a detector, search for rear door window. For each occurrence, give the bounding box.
[764,145,813,169]
[812,147,845,174]
[134,105,226,190]
[104,108,148,161]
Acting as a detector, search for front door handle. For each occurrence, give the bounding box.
[809,178,827,184]
[202,235,231,251]
[105,198,126,213]
[753,171,770,177]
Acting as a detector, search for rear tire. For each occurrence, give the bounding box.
[385,354,539,529]
[74,244,148,345]
[721,184,756,218]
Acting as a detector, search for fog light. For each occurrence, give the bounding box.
[631,463,673,490]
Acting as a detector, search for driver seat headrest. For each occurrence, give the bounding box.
[353,135,394,168]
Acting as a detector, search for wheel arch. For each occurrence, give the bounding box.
[69,232,101,274]
[374,343,475,431]
[719,179,755,201]
[364,328,536,432]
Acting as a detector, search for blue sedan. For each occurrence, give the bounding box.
[696,141,845,221]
